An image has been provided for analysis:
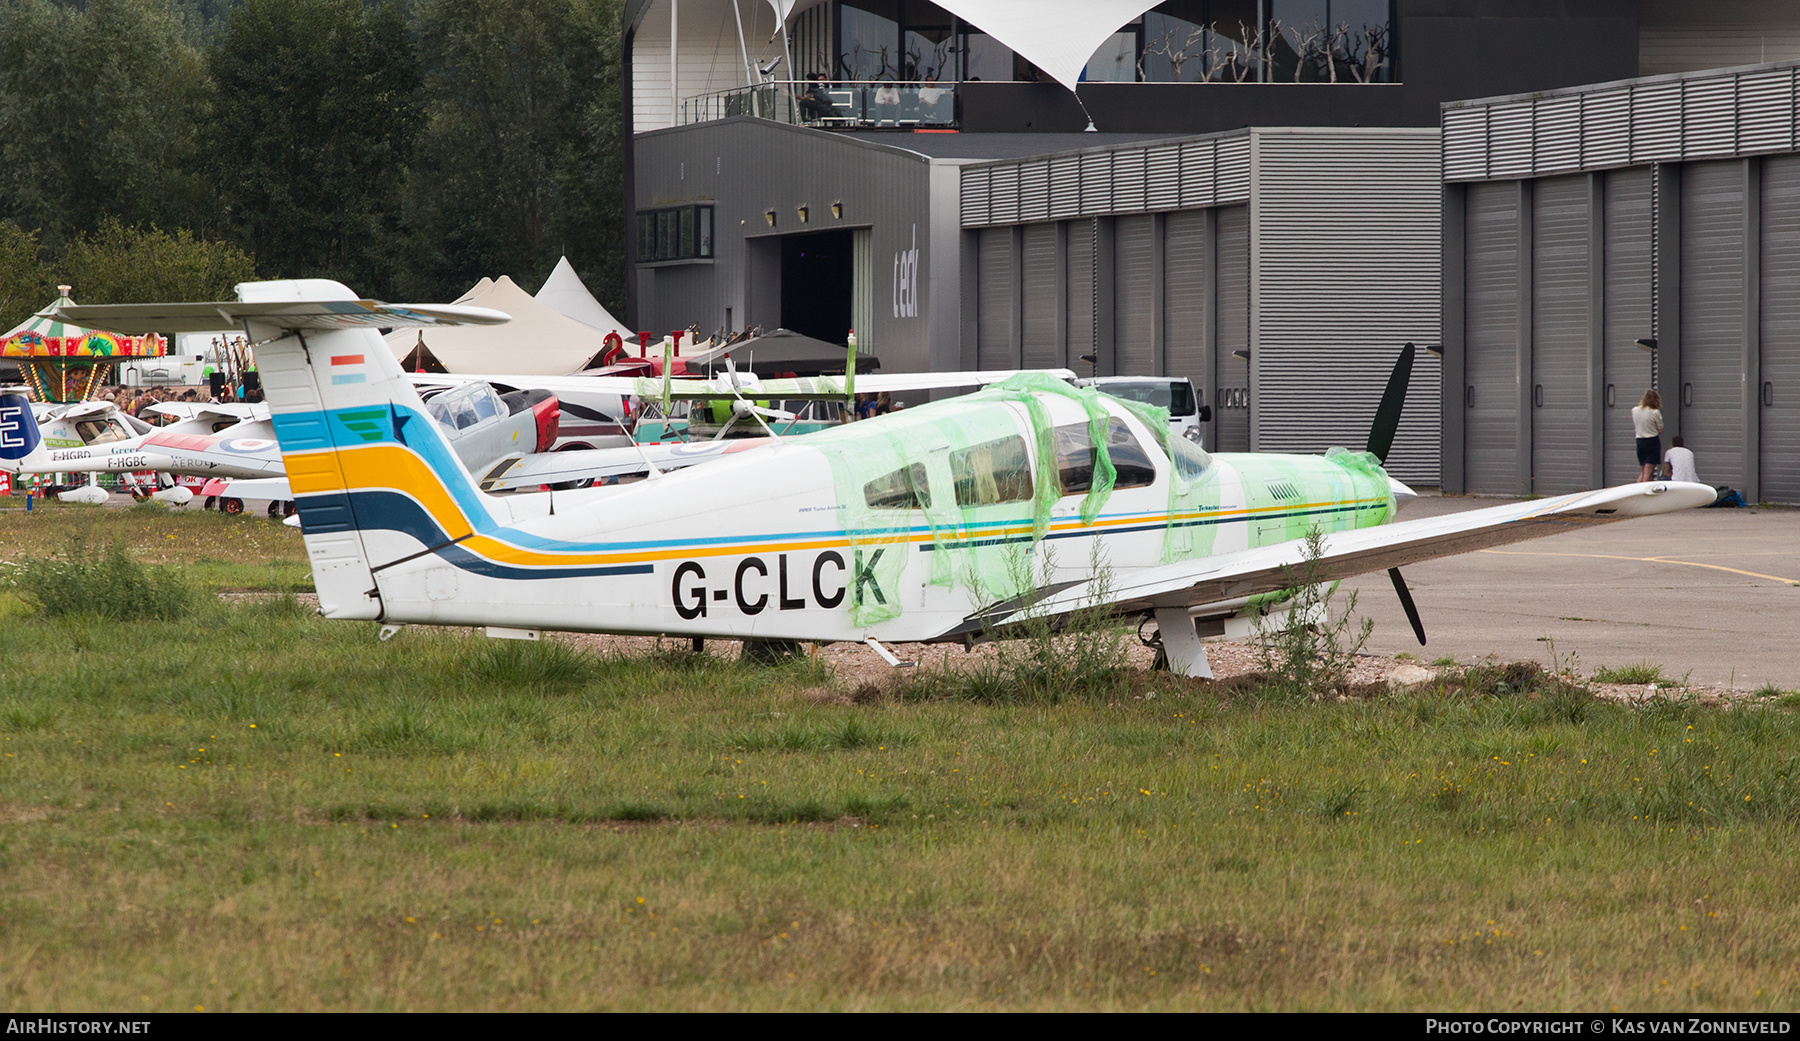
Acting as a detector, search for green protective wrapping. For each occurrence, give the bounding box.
[1323,446,1398,526]
[1108,396,1225,564]
[800,372,1127,627]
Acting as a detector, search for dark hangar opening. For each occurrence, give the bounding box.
[780,229,853,345]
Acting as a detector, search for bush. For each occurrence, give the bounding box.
[1250,527,1372,701]
[954,543,1132,704]
[7,539,196,621]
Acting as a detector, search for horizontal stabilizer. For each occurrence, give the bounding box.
[476,438,772,492]
[59,300,510,334]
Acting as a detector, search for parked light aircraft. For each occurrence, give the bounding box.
[61,280,1718,678]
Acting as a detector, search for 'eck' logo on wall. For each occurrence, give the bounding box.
[893,224,919,319]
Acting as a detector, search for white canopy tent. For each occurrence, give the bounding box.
[926,0,1162,94]
[381,275,613,375]
[535,256,632,340]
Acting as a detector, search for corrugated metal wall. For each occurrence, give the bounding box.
[1763,156,1800,503]
[961,134,1251,227]
[1066,222,1095,370]
[1113,216,1156,375]
[1020,223,1060,369]
[1680,160,1748,490]
[1530,175,1592,494]
[976,228,1015,368]
[1444,61,1800,501]
[1214,206,1250,453]
[1163,210,1208,386]
[1463,182,1523,495]
[1603,168,1656,487]
[1444,63,1800,184]
[1251,131,1443,481]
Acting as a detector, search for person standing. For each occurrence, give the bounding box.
[1633,388,1664,482]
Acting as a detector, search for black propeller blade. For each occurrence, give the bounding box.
[1364,341,1416,465]
[1388,567,1426,646]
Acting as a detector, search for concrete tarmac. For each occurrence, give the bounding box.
[1340,494,1800,689]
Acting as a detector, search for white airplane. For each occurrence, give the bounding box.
[58,280,1718,678]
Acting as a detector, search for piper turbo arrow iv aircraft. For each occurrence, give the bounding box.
[60,280,1719,678]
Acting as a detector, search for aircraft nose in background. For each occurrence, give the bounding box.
[1388,476,1418,510]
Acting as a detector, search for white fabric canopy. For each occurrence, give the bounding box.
[535,256,632,340]
[925,0,1162,93]
[382,275,613,375]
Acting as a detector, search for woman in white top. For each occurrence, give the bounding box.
[1632,388,1664,483]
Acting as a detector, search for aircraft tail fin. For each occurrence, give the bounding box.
[0,393,43,472]
[210,280,509,619]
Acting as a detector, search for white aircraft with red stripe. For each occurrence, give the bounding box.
[59,280,1718,677]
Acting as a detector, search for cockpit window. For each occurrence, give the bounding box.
[76,419,130,445]
[1055,418,1157,494]
[1167,434,1213,481]
[864,463,931,510]
[425,384,500,433]
[950,435,1033,507]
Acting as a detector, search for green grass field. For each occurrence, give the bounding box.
[3,505,1800,1010]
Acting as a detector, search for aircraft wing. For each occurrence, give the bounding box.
[472,438,775,492]
[58,300,509,333]
[149,402,269,422]
[953,481,1720,637]
[411,368,1077,402]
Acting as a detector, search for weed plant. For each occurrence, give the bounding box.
[6,538,196,621]
[905,543,1132,704]
[1593,661,1668,685]
[1250,528,1373,700]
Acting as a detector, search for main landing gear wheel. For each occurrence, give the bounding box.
[221,497,244,515]
[282,501,297,518]
[267,500,282,518]
[203,495,217,510]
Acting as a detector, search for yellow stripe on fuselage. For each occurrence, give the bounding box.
[288,442,1387,570]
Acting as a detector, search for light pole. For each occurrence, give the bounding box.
[1635,337,1658,390]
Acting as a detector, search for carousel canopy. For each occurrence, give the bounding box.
[1,286,166,359]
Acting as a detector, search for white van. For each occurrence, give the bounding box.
[1077,377,1211,443]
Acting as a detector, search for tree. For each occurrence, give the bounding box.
[0,222,50,332]
[55,219,256,304]
[0,0,212,249]
[402,0,625,309]
[205,0,418,296]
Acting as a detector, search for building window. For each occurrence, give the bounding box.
[636,205,714,263]
[1133,0,1394,83]
[1266,0,1393,83]
[827,0,1393,86]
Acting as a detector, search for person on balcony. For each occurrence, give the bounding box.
[918,75,949,123]
[798,73,837,123]
[873,79,901,124]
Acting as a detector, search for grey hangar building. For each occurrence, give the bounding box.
[621,0,1800,493]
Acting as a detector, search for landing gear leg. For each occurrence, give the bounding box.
[1152,607,1213,679]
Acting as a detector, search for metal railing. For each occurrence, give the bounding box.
[680,80,959,130]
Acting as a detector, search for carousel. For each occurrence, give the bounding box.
[1,285,166,402]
